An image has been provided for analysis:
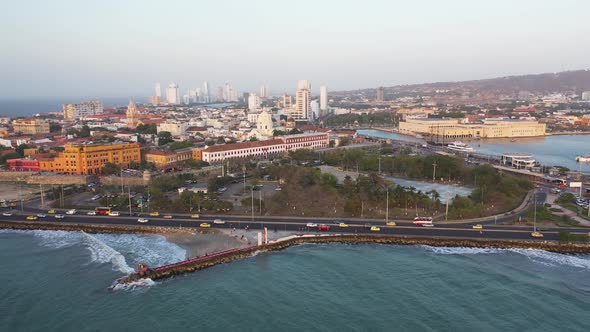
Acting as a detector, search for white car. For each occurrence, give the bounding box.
[87,211,96,216]
[54,214,65,219]
[66,209,77,215]
[2,212,13,217]
[109,211,120,216]
[306,223,318,228]
[36,213,47,218]
[137,218,149,223]
[213,219,225,224]
[275,187,282,191]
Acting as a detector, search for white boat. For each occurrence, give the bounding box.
[447,141,475,153]
[576,155,590,163]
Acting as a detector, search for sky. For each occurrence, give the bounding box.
[1,0,589,99]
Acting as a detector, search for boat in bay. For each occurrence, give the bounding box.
[447,141,475,153]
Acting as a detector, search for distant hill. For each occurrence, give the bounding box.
[334,70,590,98]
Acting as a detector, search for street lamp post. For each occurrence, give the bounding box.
[251,187,254,221]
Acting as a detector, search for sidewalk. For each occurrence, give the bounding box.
[545,192,590,227]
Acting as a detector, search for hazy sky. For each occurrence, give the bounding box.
[1,0,589,98]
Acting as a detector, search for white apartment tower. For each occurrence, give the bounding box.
[166,83,179,104]
[248,93,261,111]
[155,83,162,97]
[202,81,210,103]
[319,85,328,114]
[295,80,311,120]
[260,85,268,99]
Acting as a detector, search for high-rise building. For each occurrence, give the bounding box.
[217,86,224,102]
[260,85,268,99]
[166,83,179,104]
[202,81,210,103]
[126,98,139,129]
[280,94,293,109]
[319,85,328,113]
[295,80,311,120]
[376,87,385,102]
[155,83,162,97]
[149,95,161,105]
[311,100,320,120]
[582,91,590,101]
[63,100,104,120]
[248,93,260,111]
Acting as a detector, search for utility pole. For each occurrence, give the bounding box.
[251,187,254,221]
[432,161,437,183]
[385,189,389,224]
[60,185,64,208]
[18,183,23,212]
[39,183,44,208]
[259,190,262,215]
[533,189,537,232]
[378,156,381,174]
[242,165,246,193]
[128,185,132,216]
[445,193,450,222]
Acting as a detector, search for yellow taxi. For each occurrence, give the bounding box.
[531,231,544,238]
[370,226,381,232]
[163,215,173,219]
[26,215,38,221]
[149,212,160,217]
[48,209,57,214]
[386,221,397,226]
[199,223,211,228]
[191,214,201,219]
[472,224,483,230]
[338,223,349,228]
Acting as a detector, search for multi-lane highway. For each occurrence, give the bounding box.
[2,209,588,242]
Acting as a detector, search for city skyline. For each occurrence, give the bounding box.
[2,0,589,98]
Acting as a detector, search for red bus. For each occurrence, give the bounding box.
[95,207,112,215]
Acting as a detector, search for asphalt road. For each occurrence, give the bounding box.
[3,210,588,242]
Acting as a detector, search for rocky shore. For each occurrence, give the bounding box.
[119,234,590,284]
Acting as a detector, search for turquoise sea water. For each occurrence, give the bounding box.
[1,230,590,331]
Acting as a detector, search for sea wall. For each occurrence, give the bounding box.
[0,221,204,236]
[118,234,590,284]
[0,172,88,185]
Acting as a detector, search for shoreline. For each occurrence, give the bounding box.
[119,234,590,284]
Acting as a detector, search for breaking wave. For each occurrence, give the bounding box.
[81,232,135,274]
[110,278,156,291]
[422,245,590,269]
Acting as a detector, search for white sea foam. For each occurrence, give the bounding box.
[422,245,590,270]
[421,245,504,255]
[509,249,590,270]
[110,278,156,291]
[31,230,82,249]
[94,233,187,267]
[81,232,135,274]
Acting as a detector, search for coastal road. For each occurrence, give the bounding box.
[2,212,586,242]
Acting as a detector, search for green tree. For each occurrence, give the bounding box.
[101,162,121,175]
[158,131,173,145]
[15,144,30,157]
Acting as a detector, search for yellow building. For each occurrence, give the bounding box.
[39,142,141,175]
[12,118,50,135]
[399,118,546,139]
[145,148,203,168]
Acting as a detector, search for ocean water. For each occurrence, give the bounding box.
[1,230,590,331]
[358,129,590,171]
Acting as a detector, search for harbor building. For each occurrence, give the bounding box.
[399,118,546,139]
[39,142,141,175]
